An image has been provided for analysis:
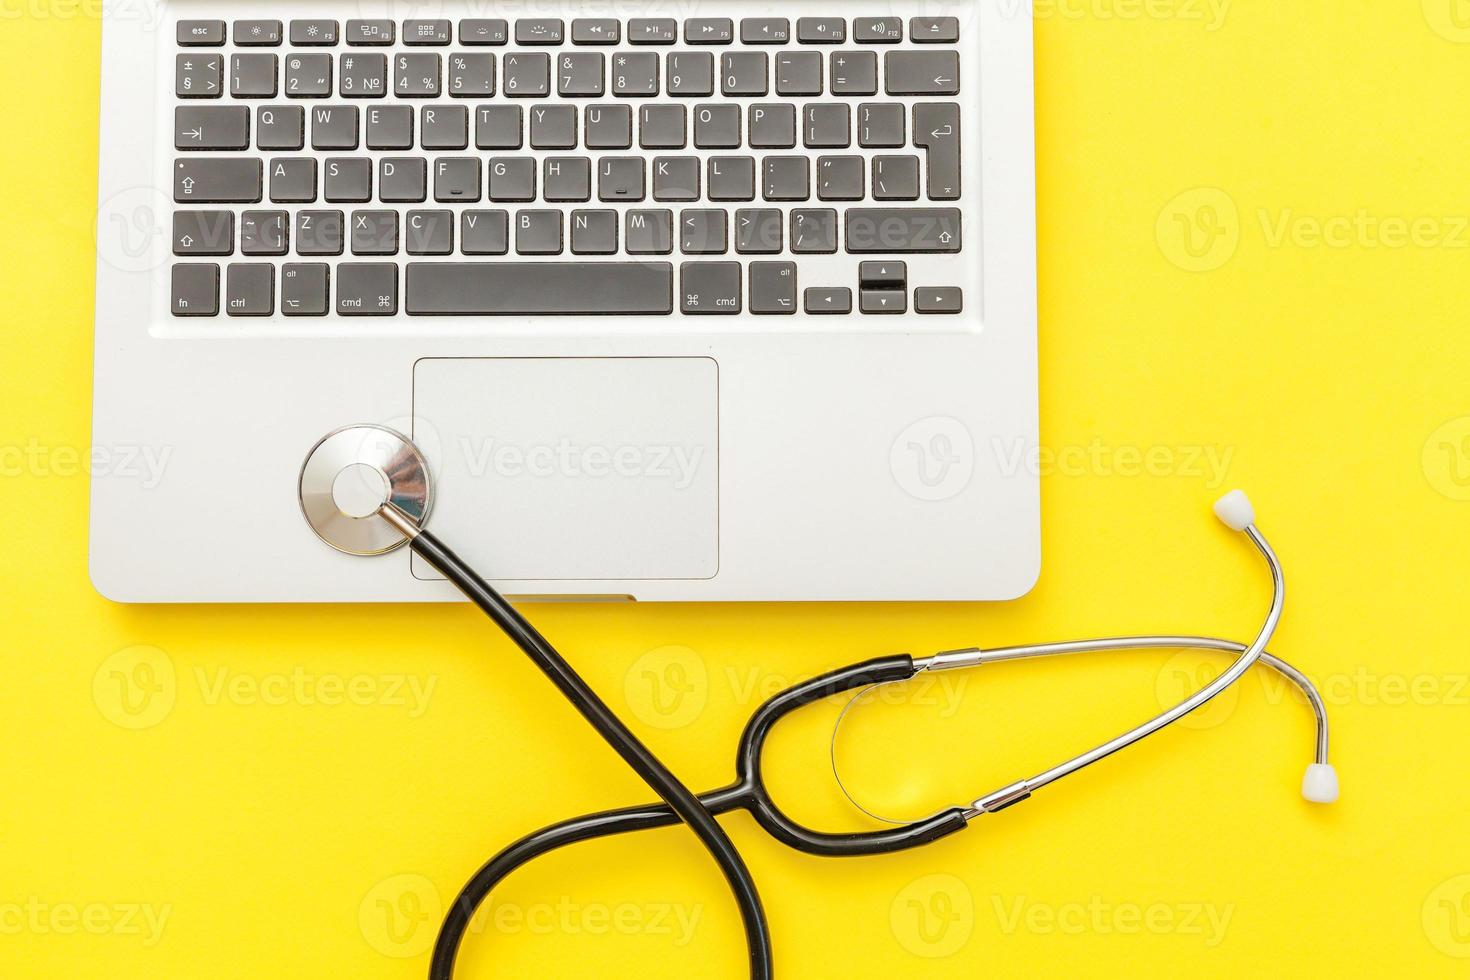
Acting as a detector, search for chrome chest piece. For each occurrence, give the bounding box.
[298,424,432,555]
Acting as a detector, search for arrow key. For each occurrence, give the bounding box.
[915,286,963,314]
[803,287,852,314]
[860,288,906,314]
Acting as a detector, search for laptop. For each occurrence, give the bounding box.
[91,1,1037,602]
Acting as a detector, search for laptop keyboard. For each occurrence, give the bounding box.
[168,14,969,318]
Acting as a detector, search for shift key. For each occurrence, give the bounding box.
[845,208,960,252]
[174,158,262,202]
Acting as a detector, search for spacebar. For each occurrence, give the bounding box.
[406,262,673,315]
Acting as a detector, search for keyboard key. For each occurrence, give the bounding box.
[913,102,960,199]
[598,157,644,200]
[504,53,550,97]
[450,53,496,96]
[585,104,631,148]
[872,155,920,200]
[804,104,849,147]
[174,105,247,149]
[797,18,846,43]
[740,18,790,44]
[749,104,795,148]
[861,288,905,313]
[829,51,877,95]
[230,54,277,97]
[515,18,564,45]
[258,105,305,149]
[240,209,287,254]
[885,50,959,95]
[613,52,659,96]
[421,105,468,148]
[625,208,672,253]
[572,19,620,44]
[804,286,851,313]
[405,262,674,314]
[176,54,222,98]
[286,54,332,97]
[435,158,482,201]
[337,263,398,314]
[461,210,508,254]
[666,52,714,96]
[177,20,225,46]
[172,210,233,255]
[721,52,767,96]
[225,263,273,315]
[281,262,330,314]
[460,19,507,45]
[762,156,809,200]
[790,208,838,252]
[681,261,741,313]
[749,261,797,313]
[233,20,282,46]
[816,155,864,200]
[543,156,591,201]
[735,208,783,253]
[406,210,454,254]
[844,207,961,252]
[170,263,218,315]
[379,157,426,202]
[629,19,677,44]
[174,158,261,202]
[345,20,394,46]
[323,157,371,202]
[854,17,902,42]
[295,211,343,254]
[530,105,577,148]
[639,104,685,148]
[652,156,699,200]
[558,52,604,96]
[915,286,963,313]
[269,157,316,202]
[680,209,726,253]
[476,105,522,148]
[685,18,734,44]
[693,104,740,147]
[395,53,441,97]
[404,20,451,45]
[310,105,358,149]
[858,102,905,147]
[911,17,960,42]
[708,156,755,201]
[570,209,618,253]
[859,260,906,290]
[339,54,387,97]
[290,20,339,46]
[516,210,563,254]
[489,157,536,200]
[776,52,822,95]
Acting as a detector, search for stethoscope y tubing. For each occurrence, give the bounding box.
[402,525,773,980]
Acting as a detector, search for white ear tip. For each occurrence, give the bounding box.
[1213,490,1256,531]
[1302,763,1339,804]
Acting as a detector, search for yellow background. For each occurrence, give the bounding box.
[3,1,1470,976]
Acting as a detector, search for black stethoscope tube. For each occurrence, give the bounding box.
[409,528,774,980]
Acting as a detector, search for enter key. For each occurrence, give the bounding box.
[913,103,960,201]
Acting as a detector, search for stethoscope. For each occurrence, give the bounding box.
[299,424,1339,980]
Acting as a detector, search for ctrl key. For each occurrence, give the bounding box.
[281,262,329,316]
[171,263,218,316]
[337,262,398,315]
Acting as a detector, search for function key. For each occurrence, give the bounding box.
[233,20,282,45]
[685,18,734,44]
[289,20,339,46]
[572,18,620,44]
[629,18,676,44]
[740,18,790,44]
[910,16,960,42]
[460,19,508,45]
[346,20,395,45]
[177,20,225,46]
[854,17,902,42]
[404,19,452,44]
[797,18,846,43]
[515,18,565,45]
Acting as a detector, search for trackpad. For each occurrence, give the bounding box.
[411,357,718,583]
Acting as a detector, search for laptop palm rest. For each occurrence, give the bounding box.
[410,357,719,585]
